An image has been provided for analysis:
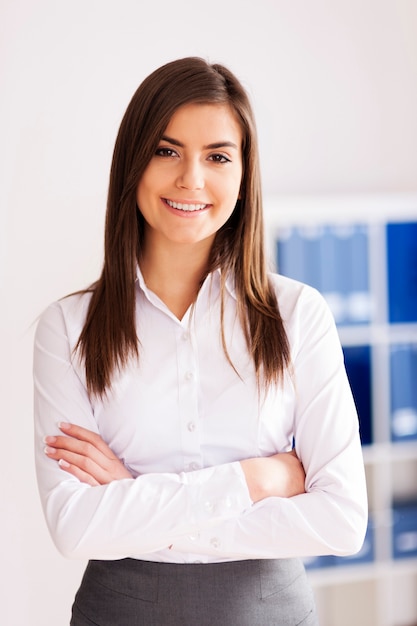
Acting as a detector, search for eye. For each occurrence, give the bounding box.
[155,147,179,158]
[208,153,231,164]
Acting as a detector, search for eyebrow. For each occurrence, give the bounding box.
[160,135,239,150]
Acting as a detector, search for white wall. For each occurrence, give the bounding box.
[1,1,417,624]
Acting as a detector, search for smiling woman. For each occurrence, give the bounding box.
[34,57,367,626]
[137,102,243,318]
[137,103,243,248]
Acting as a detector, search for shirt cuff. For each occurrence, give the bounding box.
[179,460,253,525]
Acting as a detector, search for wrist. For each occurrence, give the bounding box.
[240,458,269,503]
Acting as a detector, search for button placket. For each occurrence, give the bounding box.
[175,325,202,472]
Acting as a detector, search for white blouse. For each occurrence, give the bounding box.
[33,268,368,563]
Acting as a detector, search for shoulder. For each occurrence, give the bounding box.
[269,272,330,318]
[268,272,337,348]
[36,291,93,348]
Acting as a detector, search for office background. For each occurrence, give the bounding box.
[1,1,417,624]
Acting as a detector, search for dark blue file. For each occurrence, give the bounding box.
[343,345,373,445]
[387,222,417,323]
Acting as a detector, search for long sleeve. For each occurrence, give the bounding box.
[34,273,368,563]
[166,284,368,561]
[33,301,252,560]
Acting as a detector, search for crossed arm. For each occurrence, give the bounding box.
[36,294,368,560]
[44,422,306,502]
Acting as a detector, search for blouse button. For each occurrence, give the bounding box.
[188,462,200,471]
[185,371,194,381]
[187,421,196,432]
[210,537,221,549]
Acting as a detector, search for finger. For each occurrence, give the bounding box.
[45,445,112,484]
[44,443,132,483]
[44,429,120,473]
[44,435,109,470]
[58,422,118,459]
[57,458,100,487]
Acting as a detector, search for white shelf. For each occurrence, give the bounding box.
[337,323,417,347]
[362,441,417,465]
[307,558,417,587]
[264,192,417,226]
[266,194,417,626]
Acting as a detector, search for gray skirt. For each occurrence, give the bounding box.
[70,557,318,626]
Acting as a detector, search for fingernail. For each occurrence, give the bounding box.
[43,436,56,444]
[58,459,70,468]
[58,422,71,430]
[44,446,56,454]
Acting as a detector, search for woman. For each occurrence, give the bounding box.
[34,57,368,625]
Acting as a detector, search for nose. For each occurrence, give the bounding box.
[176,158,204,190]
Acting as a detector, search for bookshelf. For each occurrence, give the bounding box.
[264,194,417,626]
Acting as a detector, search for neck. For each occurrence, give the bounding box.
[139,238,213,319]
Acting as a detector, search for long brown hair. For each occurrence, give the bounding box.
[76,57,290,397]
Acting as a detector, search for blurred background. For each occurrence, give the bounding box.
[1,1,417,624]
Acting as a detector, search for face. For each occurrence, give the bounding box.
[136,102,243,253]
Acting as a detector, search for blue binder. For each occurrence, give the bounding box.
[343,345,373,445]
[392,502,417,560]
[390,344,417,441]
[276,224,371,326]
[387,222,417,323]
[320,226,346,324]
[276,227,306,284]
[349,224,371,324]
[298,225,323,292]
[276,226,322,288]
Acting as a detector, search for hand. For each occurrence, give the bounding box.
[44,423,133,486]
[240,449,306,503]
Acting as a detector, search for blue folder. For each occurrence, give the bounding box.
[390,344,417,441]
[387,222,417,323]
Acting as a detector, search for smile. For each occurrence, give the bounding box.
[165,199,209,212]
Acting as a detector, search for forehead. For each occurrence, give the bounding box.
[163,103,243,144]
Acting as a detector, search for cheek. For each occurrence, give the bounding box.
[136,176,153,213]
[216,169,241,199]
[136,163,158,201]
[229,174,243,203]
[232,164,243,195]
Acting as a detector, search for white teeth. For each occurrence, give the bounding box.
[166,199,207,212]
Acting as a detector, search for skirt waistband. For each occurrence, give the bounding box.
[71,557,318,626]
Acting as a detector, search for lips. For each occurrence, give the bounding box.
[165,199,209,212]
